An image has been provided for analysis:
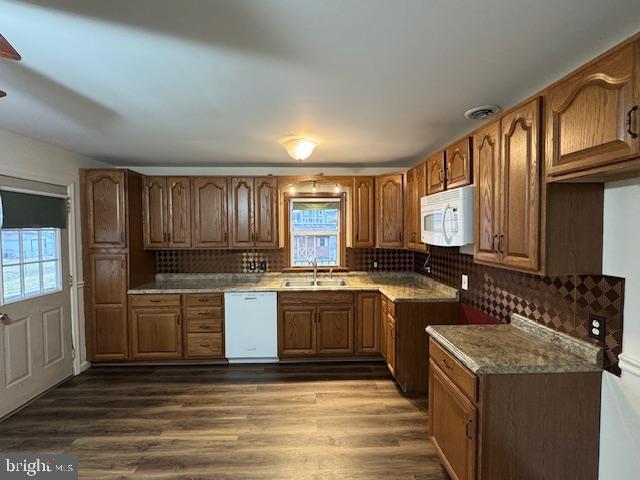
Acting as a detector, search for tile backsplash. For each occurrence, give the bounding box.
[415,247,624,375]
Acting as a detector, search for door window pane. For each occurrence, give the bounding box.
[1,230,20,265]
[42,261,60,292]
[2,265,21,302]
[41,230,57,260]
[23,263,42,296]
[22,229,40,262]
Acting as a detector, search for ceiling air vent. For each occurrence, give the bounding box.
[464,105,500,120]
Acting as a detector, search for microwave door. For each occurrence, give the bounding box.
[422,208,443,244]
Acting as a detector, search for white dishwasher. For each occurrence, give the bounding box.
[224,292,278,363]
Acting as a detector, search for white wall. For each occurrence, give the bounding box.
[0,128,107,370]
[599,178,640,479]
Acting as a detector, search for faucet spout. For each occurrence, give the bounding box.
[311,258,318,282]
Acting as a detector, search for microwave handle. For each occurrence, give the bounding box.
[442,205,451,243]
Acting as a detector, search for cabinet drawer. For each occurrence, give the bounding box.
[187,318,223,333]
[429,338,477,402]
[185,333,223,357]
[185,306,223,320]
[279,292,354,305]
[129,294,181,307]
[184,293,223,307]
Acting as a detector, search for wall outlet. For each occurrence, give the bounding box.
[373,260,378,269]
[588,314,605,341]
[461,274,469,290]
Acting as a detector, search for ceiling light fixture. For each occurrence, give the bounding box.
[312,181,317,193]
[334,184,341,193]
[281,137,317,161]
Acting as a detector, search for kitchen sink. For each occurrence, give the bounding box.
[281,278,350,288]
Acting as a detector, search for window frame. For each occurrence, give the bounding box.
[285,192,347,269]
[0,228,63,305]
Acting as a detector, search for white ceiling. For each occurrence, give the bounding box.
[1,0,639,168]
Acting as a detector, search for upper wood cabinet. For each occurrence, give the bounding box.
[474,98,540,272]
[446,137,473,189]
[352,177,376,247]
[229,177,279,249]
[143,177,192,249]
[404,163,427,251]
[192,177,228,248]
[426,151,446,195]
[376,173,404,247]
[84,170,127,249]
[546,40,640,180]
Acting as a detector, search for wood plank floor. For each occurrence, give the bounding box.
[0,362,450,479]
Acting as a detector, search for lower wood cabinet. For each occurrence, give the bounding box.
[355,292,380,354]
[184,293,225,358]
[428,338,601,480]
[317,305,354,355]
[381,296,458,393]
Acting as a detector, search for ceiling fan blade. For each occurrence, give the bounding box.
[0,34,21,61]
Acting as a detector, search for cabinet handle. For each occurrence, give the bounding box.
[446,166,451,182]
[177,314,181,325]
[441,358,452,370]
[498,234,504,254]
[121,257,126,269]
[465,417,473,440]
[438,169,443,182]
[492,234,498,252]
[628,105,639,138]
[199,343,210,348]
[121,231,125,243]
[149,299,161,303]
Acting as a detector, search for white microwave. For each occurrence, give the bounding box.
[420,185,474,247]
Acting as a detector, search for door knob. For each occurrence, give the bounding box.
[0,313,10,325]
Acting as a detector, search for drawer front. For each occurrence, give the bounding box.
[184,294,223,307]
[185,333,223,357]
[185,307,223,320]
[129,294,181,307]
[279,292,354,305]
[429,338,477,402]
[187,318,223,333]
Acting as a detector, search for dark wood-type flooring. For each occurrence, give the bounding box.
[0,362,450,479]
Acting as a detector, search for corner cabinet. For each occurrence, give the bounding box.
[545,40,640,180]
[229,177,278,249]
[375,173,404,247]
[473,98,540,272]
[352,177,376,247]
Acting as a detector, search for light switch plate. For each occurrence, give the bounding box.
[461,274,469,290]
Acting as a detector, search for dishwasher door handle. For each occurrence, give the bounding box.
[243,297,258,301]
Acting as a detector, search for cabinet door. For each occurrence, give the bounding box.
[352,177,375,247]
[166,177,192,248]
[84,170,127,249]
[404,167,416,248]
[278,306,316,356]
[229,177,254,248]
[88,253,128,361]
[546,41,639,177]
[386,313,396,375]
[376,173,404,247]
[446,137,473,189]
[473,121,502,265]
[192,177,228,248]
[427,151,446,195]
[142,177,167,248]
[254,177,279,248]
[355,293,380,354]
[130,307,182,359]
[317,305,354,355]
[380,297,388,360]
[429,361,477,480]
[501,98,541,271]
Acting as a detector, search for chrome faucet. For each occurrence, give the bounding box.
[329,268,333,280]
[311,258,318,283]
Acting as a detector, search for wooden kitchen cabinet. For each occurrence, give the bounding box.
[428,338,601,480]
[129,294,182,359]
[375,173,404,247]
[143,177,192,248]
[352,177,376,247]
[404,163,427,251]
[229,177,279,248]
[426,151,446,195]
[545,40,640,180]
[192,177,228,248]
[355,292,380,354]
[445,137,473,189]
[473,98,540,272]
[84,170,127,249]
[278,292,355,358]
[183,293,225,358]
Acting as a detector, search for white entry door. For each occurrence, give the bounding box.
[0,181,73,419]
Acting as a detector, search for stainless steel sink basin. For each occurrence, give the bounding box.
[315,279,349,287]
[281,278,350,288]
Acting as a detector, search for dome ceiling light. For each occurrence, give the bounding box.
[281,137,318,161]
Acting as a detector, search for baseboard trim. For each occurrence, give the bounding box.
[619,352,640,379]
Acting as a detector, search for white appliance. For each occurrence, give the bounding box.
[421,185,474,247]
[224,292,278,363]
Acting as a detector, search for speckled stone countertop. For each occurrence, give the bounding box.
[426,314,603,374]
[128,272,458,303]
